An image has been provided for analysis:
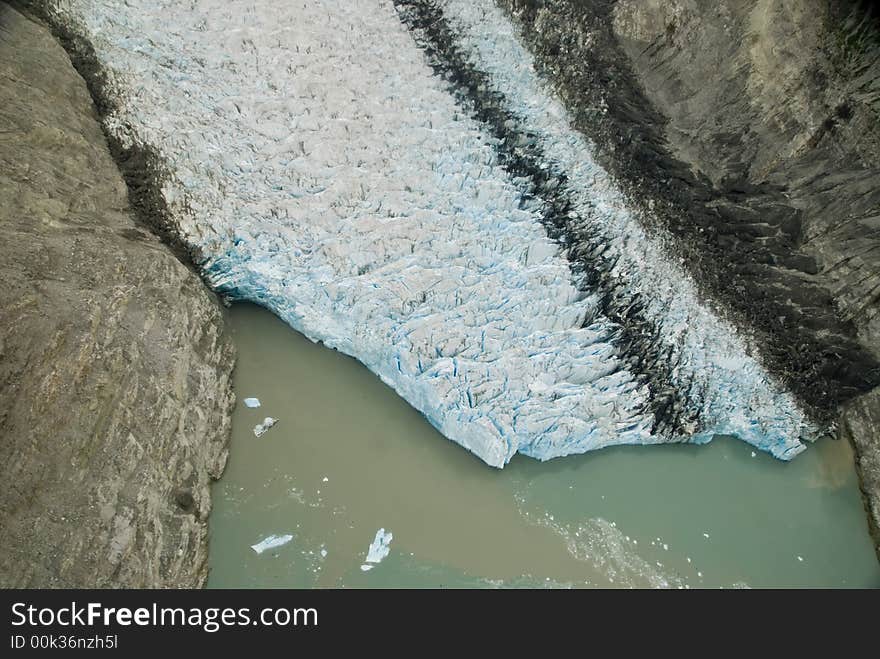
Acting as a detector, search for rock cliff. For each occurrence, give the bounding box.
[0,3,235,586]
[840,390,880,561]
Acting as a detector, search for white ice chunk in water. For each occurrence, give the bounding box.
[366,528,393,563]
[251,533,293,554]
[244,397,261,408]
[253,417,278,437]
[361,528,393,571]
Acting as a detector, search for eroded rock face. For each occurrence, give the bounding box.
[840,390,880,562]
[0,4,235,587]
[611,0,880,355]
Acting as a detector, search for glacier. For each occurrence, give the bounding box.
[39,0,817,466]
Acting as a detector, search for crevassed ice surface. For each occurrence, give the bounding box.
[47,0,815,465]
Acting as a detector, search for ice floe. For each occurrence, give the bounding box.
[253,417,278,438]
[251,533,293,554]
[361,528,393,571]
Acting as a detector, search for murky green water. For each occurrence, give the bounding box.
[209,303,880,588]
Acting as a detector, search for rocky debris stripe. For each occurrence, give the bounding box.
[393,0,694,437]
[493,0,880,418]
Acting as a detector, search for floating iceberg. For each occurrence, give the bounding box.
[46,0,818,467]
[253,417,278,438]
[361,528,393,571]
[243,397,261,408]
[251,533,293,554]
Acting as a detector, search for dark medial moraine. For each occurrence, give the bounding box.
[395,0,698,438]
[487,0,880,420]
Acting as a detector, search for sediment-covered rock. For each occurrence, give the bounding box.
[609,0,880,556]
[0,3,235,587]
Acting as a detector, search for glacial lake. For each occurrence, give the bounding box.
[209,303,880,588]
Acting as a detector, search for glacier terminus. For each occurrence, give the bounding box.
[39,0,818,467]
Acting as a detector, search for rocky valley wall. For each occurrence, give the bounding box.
[0,3,235,587]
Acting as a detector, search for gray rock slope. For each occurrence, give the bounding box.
[840,390,880,562]
[497,0,880,560]
[0,3,235,586]
[613,0,880,561]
